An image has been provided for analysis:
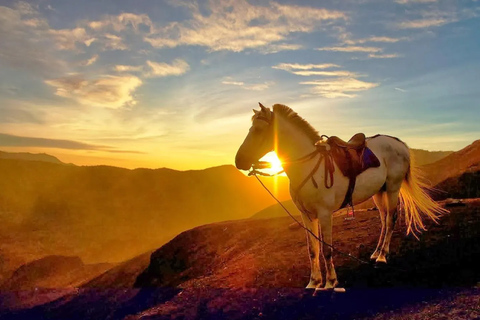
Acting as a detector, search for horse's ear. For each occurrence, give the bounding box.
[253,109,259,115]
[258,102,267,112]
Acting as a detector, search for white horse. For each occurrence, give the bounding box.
[235,103,447,290]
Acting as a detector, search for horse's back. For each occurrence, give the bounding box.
[366,135,410,190]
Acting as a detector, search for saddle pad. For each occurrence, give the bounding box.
[330,146,380,179]
[362,147,381,173]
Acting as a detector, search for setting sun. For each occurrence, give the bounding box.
[259,152,284,175]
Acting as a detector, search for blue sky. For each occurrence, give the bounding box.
[0,0,479,169]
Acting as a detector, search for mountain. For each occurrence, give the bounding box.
[0,151,66,165]
[249,200,301,219]
[409,149,453,166]
[421,139,480,186]
[0,158,290,282]
[1,255,111,291]
[434,170,480,200]
[3,199,479,319]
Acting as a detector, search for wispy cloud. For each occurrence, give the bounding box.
[291,70,360,77]
[395,0,437,4]
[397,18,451,29]
[144,0,346,52]
[344,36,407,45]
[87,13,153,32]
[316,46,382,53]
[82,54,99,66]
[0,3,65,76]
[221,78,274,91]
[145,59,190,78]
[272,63,340,71]
[300,78,379,98]
[45,74,142,108]
[115,65,144,72]
[273,63,357,76]
[0,133,143,153]
[49,27,95,50]
[368,53,402,59]
[273,62,375,97]
[258,43,303,54]
[395,87,407,92]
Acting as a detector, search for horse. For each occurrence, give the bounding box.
[235,103,447,290]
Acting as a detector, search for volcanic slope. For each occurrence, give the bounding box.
[6,199,478,320]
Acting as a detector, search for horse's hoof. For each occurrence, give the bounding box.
[313,287,332,296]
[374,261,387,269]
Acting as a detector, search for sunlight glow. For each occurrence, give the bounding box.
[259,152,284,174]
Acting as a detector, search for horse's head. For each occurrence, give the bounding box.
[235,103,275,170]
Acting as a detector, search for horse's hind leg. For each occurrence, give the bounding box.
[301,213,322,289]
[376,190,400,264]
[370,192,386,261]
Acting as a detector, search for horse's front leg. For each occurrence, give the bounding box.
[301,212,322,289]
[318,209,338,289]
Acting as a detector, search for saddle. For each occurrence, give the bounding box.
[316,133,380,209]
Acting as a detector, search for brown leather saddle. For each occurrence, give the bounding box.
[320,133,381,209]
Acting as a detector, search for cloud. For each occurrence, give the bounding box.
[0,3,65,76]
[368,53,402,59]
[317,46,382,52]
[49,27,96,50]
[221,79,274,91]
[45,74,142,108]
[397,18,451,29]
[344,36,407,45]
[272,63,340,71]
[300,78,379,98]
[0,103,44,124]
[87,13,153,33]
[395,87,407,92]
[144,0,346,52]
[0,133,143,153]
[395,0,437,3]
[82,54,99,66]
[258,43,303,54]
[145,59,190,77]
[272,62,360,77]
[115,65,144,72]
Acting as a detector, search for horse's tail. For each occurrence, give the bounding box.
[398,154,448,238]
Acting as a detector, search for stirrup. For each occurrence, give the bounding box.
[344,205,355,221]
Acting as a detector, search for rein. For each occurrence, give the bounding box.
[248,143,370,265]
[249,170,370,266]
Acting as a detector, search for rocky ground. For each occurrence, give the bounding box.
[1,199,479,319]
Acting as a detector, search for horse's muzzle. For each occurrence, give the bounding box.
[235,154,252,171]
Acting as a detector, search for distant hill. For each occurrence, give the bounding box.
[0,151,66,165]
[421,139,480,186]
[434,170,480,200]
[0,158,290,281]
[0,255,111,291]
[250,200,301,220]
[409,149,453,166]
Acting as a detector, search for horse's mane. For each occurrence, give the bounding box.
[273,104,321,143]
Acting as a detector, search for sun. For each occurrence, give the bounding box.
[259,151,284,174]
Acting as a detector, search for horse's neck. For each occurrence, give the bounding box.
[275,115,316,175]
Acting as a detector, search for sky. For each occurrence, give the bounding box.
[0,0,479,170]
